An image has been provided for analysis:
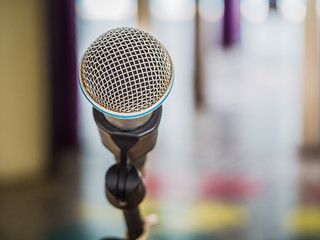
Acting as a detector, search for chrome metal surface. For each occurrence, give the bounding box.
[104,112,152,130]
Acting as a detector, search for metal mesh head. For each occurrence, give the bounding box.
[79,27,174,118]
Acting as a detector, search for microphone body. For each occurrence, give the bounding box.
[93,106,162,171]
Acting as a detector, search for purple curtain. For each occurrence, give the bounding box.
[48,0,78,153]
[269,0,277,10]
[223,0,241,47]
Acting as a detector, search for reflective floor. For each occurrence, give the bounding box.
[1,7,320,240]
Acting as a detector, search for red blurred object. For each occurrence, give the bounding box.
[202,174,263,201]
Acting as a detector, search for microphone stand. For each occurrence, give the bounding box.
[123,208,144,239]
[93,107,162,240]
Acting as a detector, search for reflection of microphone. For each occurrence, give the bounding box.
[78,27,174,240]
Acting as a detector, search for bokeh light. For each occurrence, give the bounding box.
[199,0,224,22]
[76,0,136,20]
[150,0,195,22]
[240,0,269,23]
[279,0,306,23]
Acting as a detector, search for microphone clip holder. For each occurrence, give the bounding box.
[93,106,162,239]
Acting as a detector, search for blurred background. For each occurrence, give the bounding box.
[1,0,320,239]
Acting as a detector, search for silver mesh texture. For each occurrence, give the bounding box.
[80,27,173,115]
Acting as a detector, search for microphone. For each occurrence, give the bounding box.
[79,27,174,172]
[79,27,174,130]
[79,27,174,239]
[78,27,174,236]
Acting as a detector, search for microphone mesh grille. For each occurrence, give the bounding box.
[80,27,173,114]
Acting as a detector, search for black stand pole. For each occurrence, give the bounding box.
[124,208,144,240]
